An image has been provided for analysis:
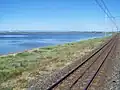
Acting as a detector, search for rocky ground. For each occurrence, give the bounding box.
[28,35,120,90]
[104,35,120,90]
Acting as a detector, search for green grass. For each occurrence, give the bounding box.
[0,37,110,90]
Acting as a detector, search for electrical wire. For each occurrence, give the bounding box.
[95,0,119,31]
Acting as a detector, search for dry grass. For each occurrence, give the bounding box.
[0,37,109,90]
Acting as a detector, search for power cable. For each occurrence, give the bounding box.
[95,0,119,31]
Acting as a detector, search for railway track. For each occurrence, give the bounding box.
[29,34,118,90]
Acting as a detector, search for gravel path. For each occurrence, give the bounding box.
[104,35,120,90]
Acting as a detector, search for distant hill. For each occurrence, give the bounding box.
[0,31,108,35]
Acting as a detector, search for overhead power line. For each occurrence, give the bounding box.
[94,0,119,31]
[100,0,118,31]
[100,0,114,19]
[100,0,118,27]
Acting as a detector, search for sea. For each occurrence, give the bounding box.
[0,32,109,55]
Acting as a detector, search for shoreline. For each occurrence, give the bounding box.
[0,32,111,55]
[0,36,110,90]
[0,36,105,57]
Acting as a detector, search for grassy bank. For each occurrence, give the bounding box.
[0,37,109,90]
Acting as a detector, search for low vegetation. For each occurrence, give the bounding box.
[0,37,110,90]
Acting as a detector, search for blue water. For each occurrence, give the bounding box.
[0,32,108,54]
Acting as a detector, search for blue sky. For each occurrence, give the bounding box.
[0,0,119,32]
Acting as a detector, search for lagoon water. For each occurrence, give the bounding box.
[0,32,107,55]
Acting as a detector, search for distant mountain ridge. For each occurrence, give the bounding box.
[0,31,111,35]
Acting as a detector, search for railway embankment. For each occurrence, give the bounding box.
[0,37,109,90]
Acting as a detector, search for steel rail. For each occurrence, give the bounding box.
[47,35,117,90]
[84,35,117,90]
[69,36,114,89]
